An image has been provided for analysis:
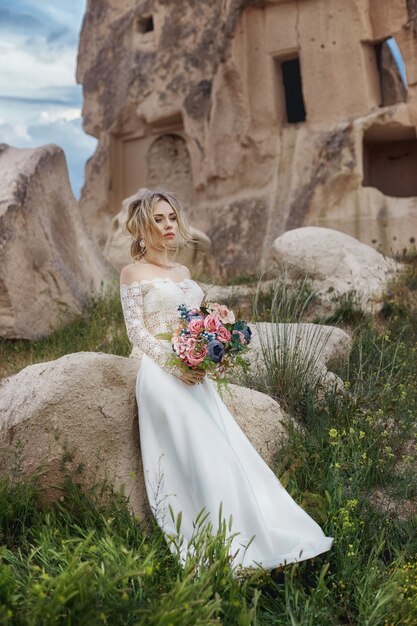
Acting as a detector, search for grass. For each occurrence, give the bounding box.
[250,272,335,420]
[0,261,417,624]
[252,271,318,324]
[0,280,132,380]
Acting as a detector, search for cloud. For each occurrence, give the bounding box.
[39,108,81,123]
[0,108,97,198]
[0,4,77,56]
[0,46,77,97]
[0,0,94,198]
[0,6,47,35]
[12,0,87,32]
[0,86,81,106]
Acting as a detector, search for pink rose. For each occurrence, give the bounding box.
[188,317,205,335]
[204,314,222,332]
[209,302,236,324]
[216,325,232,343]
[186,345,208,367]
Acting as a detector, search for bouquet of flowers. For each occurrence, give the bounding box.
[160,301,252,382]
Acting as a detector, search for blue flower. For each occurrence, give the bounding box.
[188,311,201,319]
[207,339,225,363]
[178,303,196,322]
[242,326,252,344]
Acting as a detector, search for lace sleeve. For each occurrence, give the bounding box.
[120,283,183,378]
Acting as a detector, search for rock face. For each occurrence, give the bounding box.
[0,351,288,520]
[77,0,417,278]
[103,193,212,277]
[271,227,401,312]
[0,144,114,340]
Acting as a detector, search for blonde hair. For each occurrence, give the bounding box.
[122,188,194,263]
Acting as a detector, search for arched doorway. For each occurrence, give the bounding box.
[147,134,192,204]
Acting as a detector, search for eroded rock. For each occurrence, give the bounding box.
[0,144,114,340]
[76,0,417,277]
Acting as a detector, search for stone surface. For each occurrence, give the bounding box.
[103,192,212,276]
[271,227,401,312]
[229,321,351,393]
[0,144,114,340]
[76,0,417,277]
[370,488,417,522]
[0,351,288,520]
[193,279,275,319]
[302,108,417,256]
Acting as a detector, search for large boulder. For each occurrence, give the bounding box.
[0,352,288,520]
[0,144,114,339]
[271,227,401,313]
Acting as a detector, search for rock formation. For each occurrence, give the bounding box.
[0,144,114,340]
[271,226,401,312]
[104,192,212,276]
[0,351,288,519]
[77,0,417,279]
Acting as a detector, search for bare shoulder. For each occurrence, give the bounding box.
[176,263,191,279]
[120,262,147,286]
[120,261,191,286]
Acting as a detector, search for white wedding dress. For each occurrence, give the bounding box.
[120,277,333,570]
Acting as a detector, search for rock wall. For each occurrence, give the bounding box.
[77,0,417,279]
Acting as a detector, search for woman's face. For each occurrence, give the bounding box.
[152,199,178,246]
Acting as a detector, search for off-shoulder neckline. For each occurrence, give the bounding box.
[120,277,194,289]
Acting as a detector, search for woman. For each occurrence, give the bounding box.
[119,187,333,571]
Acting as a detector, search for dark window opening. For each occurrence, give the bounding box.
[363,126,417,197]
[374,40,384,105]
[373,37,407,107]
[281,57,306,124]
[137,15,154,34]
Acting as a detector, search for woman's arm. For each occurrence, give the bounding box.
[120,281,184,378]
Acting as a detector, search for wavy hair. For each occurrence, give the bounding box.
[122,188,194,263]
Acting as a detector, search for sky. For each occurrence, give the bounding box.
[0,0,96,198]
[387,37,407,87]
[0,3,408,201]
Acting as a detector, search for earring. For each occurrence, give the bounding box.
[139,239,145,248]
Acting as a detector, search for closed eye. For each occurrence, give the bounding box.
[154,213,177,222]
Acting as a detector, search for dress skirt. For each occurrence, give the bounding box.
[136,350,333,570]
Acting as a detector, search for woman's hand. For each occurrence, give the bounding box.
[180,367,206,386]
